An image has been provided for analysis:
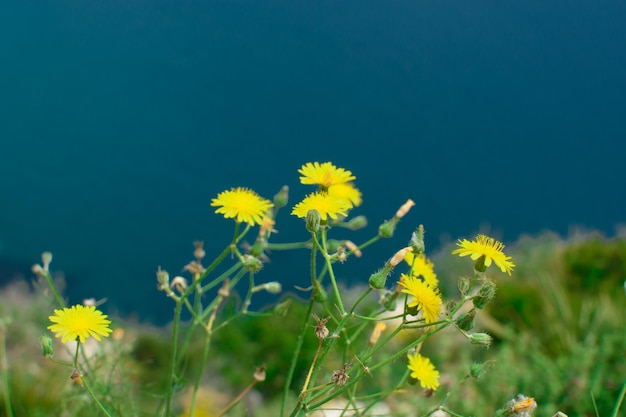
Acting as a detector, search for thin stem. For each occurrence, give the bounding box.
[299,339,324,399]
[610,379,626,417]
[43,271,66,308]
[216,379,259,417]
[164,298,183,417]
[0,329,14,417]
[281,298,315,417]
[82,377,114,417]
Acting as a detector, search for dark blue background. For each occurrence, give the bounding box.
[1,0,625,323]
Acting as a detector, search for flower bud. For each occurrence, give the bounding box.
[474,280,497,309]
[171,276,188,294]
[156,266,170,291]
[273,185,289,208]
[395,199,415,219]
[389,246,412,267]
[253,282,282,294]
[410,225,426,254]
[473,255,487,273]
[381,290,399,311]
[242,255,263,272]
[456,310,476,331]
[378,218,398,238]
[469,360,495,380]
[344,240,362,258]
[369,266,391,290]
[40,334,54,357]
[306,209,322,233]
[458,276,471,296]
[273,298,292,316]
[469,332,493,348]
[41,252,53,271]
[345,215,368,231]
[368,322,386,346]
[253,364,267,382]
[193,241,206,261]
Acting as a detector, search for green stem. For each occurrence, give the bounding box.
[82,377,114,417]
[266,241,312,251]
[0,330,14,417]
[43,271,66,308]
[610,379,626,417]
[314,231,345,315]
[281,298,315,417]
[164,298,183,417]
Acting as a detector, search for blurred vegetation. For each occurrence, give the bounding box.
[0,230,624,416]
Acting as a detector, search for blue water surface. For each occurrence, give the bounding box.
[1,0,625,323]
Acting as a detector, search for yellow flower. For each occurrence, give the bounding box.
[298,162,355,188]
[407,352,440,391]
[48,305,112,343]
[211,187,274,226]
[328,182,362,208]
[291,192,352,221]
[404,252,438,287]
[452,234,515,275]
[399,274,442,324]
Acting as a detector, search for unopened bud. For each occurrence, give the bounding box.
[40,335,54,357]
[474,280,497,309]
[395,199,415,219]
[369,322,386,346]
[273,185,289,208]
[469,332,493,348]
[273,298,292,316]
[458,276,471,295]
[411,225,425,253]
[253,282,282,294]
[31,264,45,277]
[41,252,53,271]
[156,266,170,291]
[345,215,368,231]
[253,364,267,382]
[469,360,495,380]
[389,246,412,267]
[306,209,322,233]
[193,241,206,261]
[218,279,230,298]
[456,310,476,331]
[334,246,347,263]
[378,218,398,238]
[171,276,188,294]
[344,240,362,258]
[368,265,392,290]
[242,255,263,272]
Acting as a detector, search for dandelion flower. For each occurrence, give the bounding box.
[407,352,440,391]
[48,305,112,343]
[328,182,362,208]
[292,192,352,221]
[211,187,274,226]
[298,162,355,188]
[404,252,438,287]
[399,274,442,324]
[452,234,515,275]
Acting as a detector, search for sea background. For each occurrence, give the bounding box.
[1,0,624,324]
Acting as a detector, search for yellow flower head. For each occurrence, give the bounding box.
[399,274,442,324]
[328,182,362,208]
[452,234,515,275]
[298,162,355,188]
[291,192,352,221]
[407,352,440,391]
[404,252,438,287]
[211,187,274,226]
[48,305,112,343]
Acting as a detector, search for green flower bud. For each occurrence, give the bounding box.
[273,185,289,208]
[411,225,425,254]
[306,209,322,233]
[456,310,476,331]
[378,218,398,238]
[474,280,497,309]
[458,276,471,296]
[242,255,263,272]
[40,334,54,357]
[469,332,493,348]
[345,215,368,231]
[273,298,292,316]
[156,266,170,291]
[368,266,391,290]
[381,290,399,311]
[469,360,495,380]
[252,282,282,294]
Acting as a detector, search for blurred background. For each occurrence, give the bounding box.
[1,0,625,323]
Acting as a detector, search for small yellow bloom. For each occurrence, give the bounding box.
[452,234,515,275]
[48,305,112,343]
[328,182,362,207]
[291,192,352,221]
[399,274,442,324]
[211,187,274,226]
[298,162,355,188]
[407,352,440,391]
[404,252,438,287]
